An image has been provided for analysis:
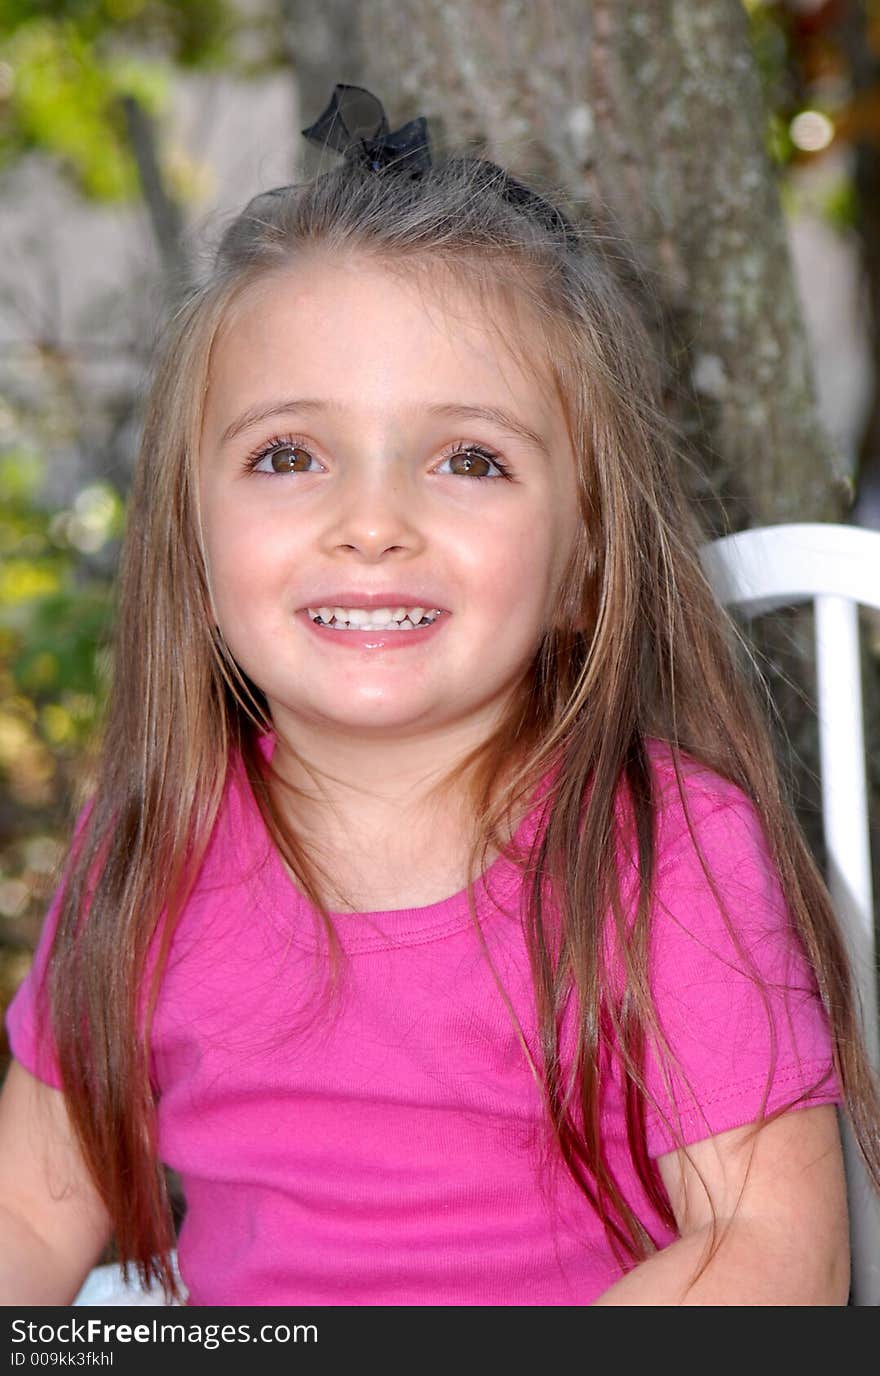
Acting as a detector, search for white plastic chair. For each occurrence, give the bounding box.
[700,520,880,1307]
[71,1259,180,1307]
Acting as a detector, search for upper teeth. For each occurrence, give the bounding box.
[306,606,441,627]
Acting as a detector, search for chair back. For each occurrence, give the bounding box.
[701,521,880,1306]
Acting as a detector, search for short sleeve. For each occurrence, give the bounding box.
[5,880,65,1089]
[4,803,93,1090]
[637,769,842,1159]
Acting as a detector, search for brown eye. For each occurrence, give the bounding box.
[446,447,497,479]
[269,445,313,474]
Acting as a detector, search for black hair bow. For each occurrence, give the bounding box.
[301,83,433,174]
[301,83,577,243]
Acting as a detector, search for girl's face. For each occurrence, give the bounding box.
[199,255,581,753]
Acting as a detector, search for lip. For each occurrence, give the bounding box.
[296,608,449,650]
[297,591,450,612]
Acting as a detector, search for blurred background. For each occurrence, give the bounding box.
[1,0,879,1074]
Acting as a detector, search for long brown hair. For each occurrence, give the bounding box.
[38,153,880,1302]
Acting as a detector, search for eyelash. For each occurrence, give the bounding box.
[240,434,513,482]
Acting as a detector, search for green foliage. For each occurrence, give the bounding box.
[0,0,238,198]
[746,1,794,161]
[821,175,860,233]
[0,445,121,1048]
[0,449,120,773]
[0,19,166,196]
[0,2,236,64]
[766,109,794,168]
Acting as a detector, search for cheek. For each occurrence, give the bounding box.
[547,474,583,574]
[199,491,281,622]
[200,487,280,572]
[511,501,573,584]
[525,499,582,631]
[471,514,562,626]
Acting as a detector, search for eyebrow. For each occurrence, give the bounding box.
[219,397,551,458]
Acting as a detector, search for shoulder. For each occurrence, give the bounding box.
[631,741,814,1000]
[606,739,772,898]
[643,736,756,813]
[618,745,840,1159]
[604,738,805,984]
[640,738,770,878]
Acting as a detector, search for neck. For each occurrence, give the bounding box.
[266,709,501,852]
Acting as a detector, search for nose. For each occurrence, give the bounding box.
[321,462,425,560]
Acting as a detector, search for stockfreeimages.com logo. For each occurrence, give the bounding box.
[11,1318,317,1352]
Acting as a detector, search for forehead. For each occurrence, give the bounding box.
[205,253,560,425]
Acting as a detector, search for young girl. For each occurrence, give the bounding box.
[2,83,878,1307]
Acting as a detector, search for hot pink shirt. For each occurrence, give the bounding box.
[6,740,841,1305]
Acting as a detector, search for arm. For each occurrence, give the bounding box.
[0,1059,113,1305]
[592,1104,850,1305]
